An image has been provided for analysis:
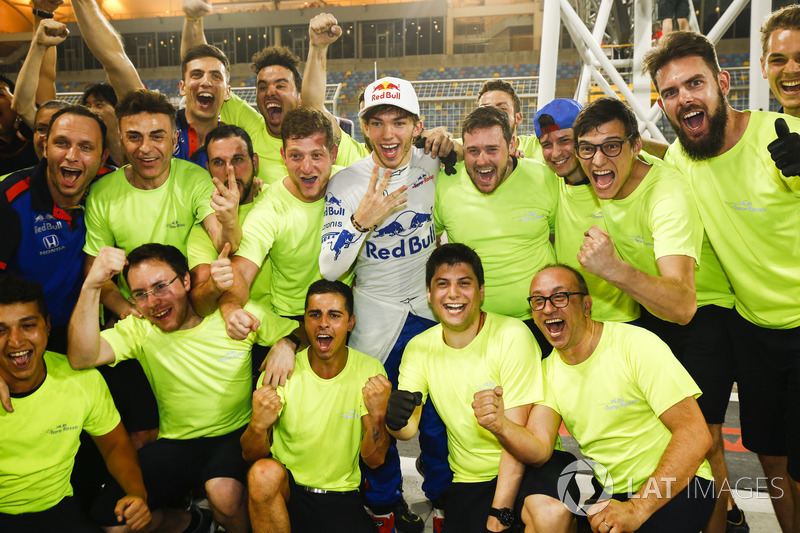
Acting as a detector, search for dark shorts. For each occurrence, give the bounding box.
[0,497,100,533]
[286,470,373,533]
[729,312,800,476]
[578,476,715,533]
[637,305,736,424]
[441,449,575,532]
[91,426,249,526]
[658,0,690,19]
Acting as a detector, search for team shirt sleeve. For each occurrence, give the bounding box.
[80,368,123,436]
[493,320,544,409]
[647,170,703,265]
[186,222,216,270]
[100,315,149,365]
[397,337,430,404]
[624,326,702,418]
[246,300,299,347]
[220,93,266,139]
[236,192,281,269]
[83,186,115,256]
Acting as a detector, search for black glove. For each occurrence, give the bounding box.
[386,390,423,431]
[768,118,800,178]
[415,137,458,176]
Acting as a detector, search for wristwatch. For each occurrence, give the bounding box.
[488,507,514,527]
[283,332,301,349]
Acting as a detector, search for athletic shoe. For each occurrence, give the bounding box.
[372,511,396,533]
[726,506,750,532]
[393,498,424,533]
[188,505,217,533]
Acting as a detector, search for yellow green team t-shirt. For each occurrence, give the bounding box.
[599,161,734,310]
[188,197,272,309]
[237,179,330,316]
[435,158,558,320]
[542,322,713,493]
[517,134,544,163]
[102,305,297,440]
[553,178,640,323]
[220,93,368,185]
[665,111,800,328]
[399,312,543,483]
[268,347,386,491]
[84,159,215,294]
[0,352,120,514]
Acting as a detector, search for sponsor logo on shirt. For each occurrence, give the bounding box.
[600,397,639,410]
[220,349,247,362]
[323,229,358,260]
[34,214,63,234]
[366,221,435,260]
[591,210,603,219]
[166,220,186,229]
[725,200,766,213]
[519,211,547,222]
[48,423,80,435]
[325,193,346,217]
[410,173,434,189]
[342,409,363,420]
[631,235,654,246]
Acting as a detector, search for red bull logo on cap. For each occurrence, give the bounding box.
[371,80,402,102]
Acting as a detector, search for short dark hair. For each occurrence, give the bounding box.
[81,82,118,107]
[573,97,639,145]
[536,263,589,295]
[761,5,800,56]
[250,46,302,92]
[182,44,231,81]
[0,274,48,319]
[0,73,15,93]
[49,105,109,151]
[305,280,354,316]
[35,100,70,126]
[478,79,521,115]
[115,89,176,130]
[426,243,484,288]
[361,104,419,125]
[281,107,335,150]
[205,124,255,159]
[462,105,512,145]
[123,243,189,286]
[642,31,721,92]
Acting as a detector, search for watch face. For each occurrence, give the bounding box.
[491,507,514,526]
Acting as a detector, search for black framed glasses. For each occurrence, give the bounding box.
[576,134,634,160]
[127,276,180,304]
[527,292,586,311]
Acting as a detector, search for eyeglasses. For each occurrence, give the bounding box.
[576,134,634,160]
[127,276,180,304]
[527,292,586,311]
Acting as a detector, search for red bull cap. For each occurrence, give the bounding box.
[359,76,420,118]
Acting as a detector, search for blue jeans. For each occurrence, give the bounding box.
[363,314,453,506]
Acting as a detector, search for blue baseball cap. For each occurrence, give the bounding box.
[534,99,583,138]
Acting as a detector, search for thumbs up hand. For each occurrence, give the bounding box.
[768,118,800,177]
[210,242,234,292]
